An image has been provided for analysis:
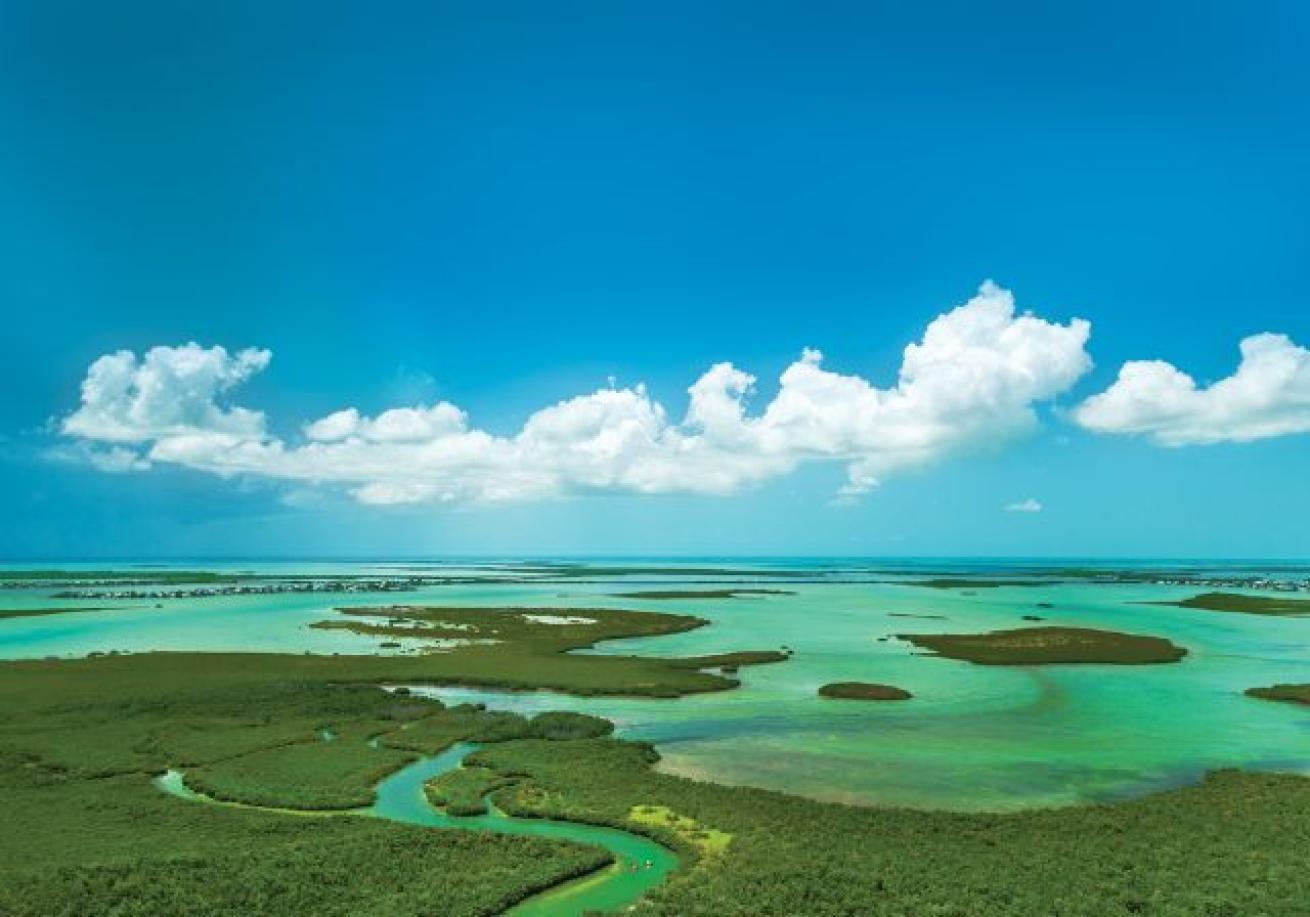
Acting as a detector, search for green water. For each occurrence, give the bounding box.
[156,741,677,916]
[12,559,1310,811]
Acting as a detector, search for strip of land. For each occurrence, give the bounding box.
[0,606,133,619]
[1245,684,1310,705]
[898,626,1188,664]
[610,589,795,599]
[890,578,1050,589]
[1143,592,1310,616]
[506,564,806,578]
[0,569,238,585]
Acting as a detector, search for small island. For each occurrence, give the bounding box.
[0,606,127,620]
[819,682,912,701]
[898,626,1187,665]
[1145,592,1310,616]
[1245,684,1310,705]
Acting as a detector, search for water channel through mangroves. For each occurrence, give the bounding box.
[156,741,678,916]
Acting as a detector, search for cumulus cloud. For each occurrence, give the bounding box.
[1074,332,1310,445]
[57,282,1093,504]
[304,404,468,443]
[1005,498,1043,513]
[63,343,270,443]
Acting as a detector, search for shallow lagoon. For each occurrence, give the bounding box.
[3,559,1308,811]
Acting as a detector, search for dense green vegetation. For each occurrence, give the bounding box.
[378,706,513,755]
[499,563,804,578]
[0,783,609,916]
[1245,683,1310,705]
[896,578,1050,589]
[899,626,1188,664]
[427,764,517,816]
[513,710,615,740]
[2,631,1308,915]
[473,737,1310,916]
[0,607,764,808]
[0,661,618,915]
[818,682,912,700]
[189,737,416,809]
[382,707,613,754]
[1149,592,1310,615]
[305,604,786,695]
[609,588,794,599]
[664,650,790,668]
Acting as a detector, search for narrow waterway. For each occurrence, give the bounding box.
[156,741,678,916]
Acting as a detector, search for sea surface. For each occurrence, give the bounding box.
[3,557,1308,811]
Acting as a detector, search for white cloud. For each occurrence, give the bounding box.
[86,446,153,474]
[58,282,1093,504]
[44,443,152,474]
[305,403,467,443]
[1005,498,1043,513]
[62,344,271,444]
[1074,332,1310,445]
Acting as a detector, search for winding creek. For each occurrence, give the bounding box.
[156,741,679,916]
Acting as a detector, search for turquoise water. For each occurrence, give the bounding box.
[10,559,1310,811]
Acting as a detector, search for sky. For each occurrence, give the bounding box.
[2,0,1308,559]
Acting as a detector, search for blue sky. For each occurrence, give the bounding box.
[2,1,1308,558]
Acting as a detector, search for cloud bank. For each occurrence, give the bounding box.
[1074,332,1310,445]
[59,282,1094,504]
